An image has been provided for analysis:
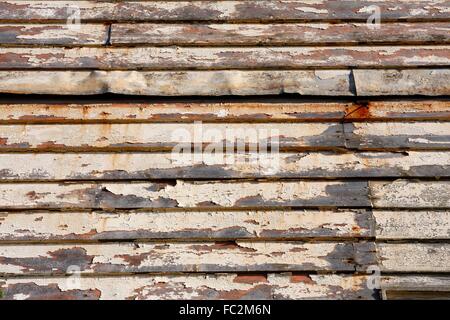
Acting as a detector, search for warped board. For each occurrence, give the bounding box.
[344,122,450,150]
[0,1,447,22]
[0,123,345,151]
[370,180,450,209]
[0,180,370,209]
[0,46,448,70]
[374,210,450,240]
[0,24,108,46]
[0,274,375,300]
[0,241,376,275]
[378,243,450,273]
[111,23,450,46]
[0,69,448,96]
[0,152,449,180]
[0,210,374,242]
[1,100,450,124]
[0,70,354,96]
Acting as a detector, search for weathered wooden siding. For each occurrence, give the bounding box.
[0,0,449,300]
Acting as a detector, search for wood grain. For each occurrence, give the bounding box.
[0,274,375,300]
[0,180,370,210]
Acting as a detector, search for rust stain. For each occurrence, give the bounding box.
[233,274,268,284]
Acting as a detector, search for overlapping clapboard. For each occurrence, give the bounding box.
[0,0,449,300]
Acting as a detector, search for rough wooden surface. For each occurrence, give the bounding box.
[0,69,448,96]
[0,70,354,96]
[0,152,449,180]
[1,1,448,22]
[0,274,375,300]
[1,0,450,301]
[375,210,450,239]
[370,180,450,208]
[0,209,374,242]
[345,122,450,150]
[111,23,450,46]
[0,24,108,45]
[0,181,370,210]
[354,69,450,96]
[0,122,345,151]
[1,100,449,124]
[0,241,376,275]
[378,243,450,272]
[1,122,449,152]
[0,46,448,70]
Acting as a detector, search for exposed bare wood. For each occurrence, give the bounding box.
[0,123,345,152]
[0,209,374,242]
[381,275,450,292]
[0,152,449,180]
[1,100,450,124]
[0,70,354,96]
[0,1,447,22]
[345,122,450,150]
[0,46,448,70]
[0,24,108,46]
[375,210,450,240]
[344,100,450,122]
[378,243,450,272]
[0,274,375,300]
[111,23,450,46]
[0,180,370,210]
[0,241,375,275]
[353,69,450,96]
[370,180,450,209]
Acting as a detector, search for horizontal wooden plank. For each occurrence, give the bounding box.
[381,276,450,299]
[1,122,448,152]
[354,69,450,96]
[344,100,450,122]
[0,274,375,300]
[345,122,450,150]
[374,210,450,239]
[0,241,375,275]
[0,181,370,210]
[0,210,373,242]
[0,123,345,151]
[111,23,450,46]
[370,180,450,209]
[0,152,449,180]
[0,24,108,45]
[378,243,450,272]
[0,46,448,70]
[381,276,450,292]
[1,100,449,123]
[0,70,354,96]
[0,1,447,22]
